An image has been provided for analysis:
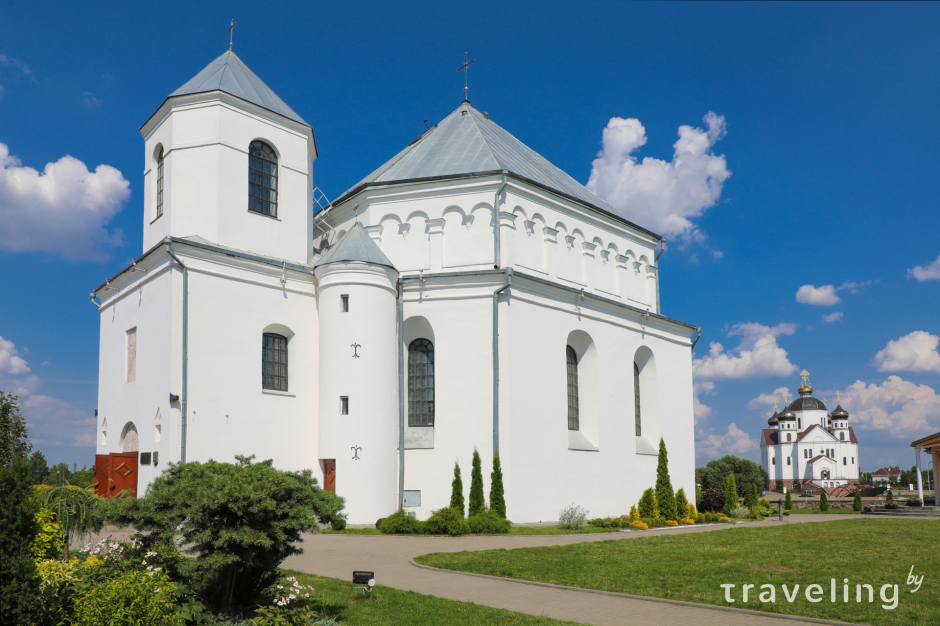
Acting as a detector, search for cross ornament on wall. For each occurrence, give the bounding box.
[351,445,362,460]
[351,343,361,358]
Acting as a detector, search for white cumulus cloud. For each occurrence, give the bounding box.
[823,312,844,323]
[840,376,940,437]
[0,335,30,375]
[747,386,791,412]
[796,284,840,306]
[692,322,798,380]
[0,142,129,261]
[872,331,940,374]
[586,112,731,241]
[908,254,940,282]
[693,381,715,426]
[696,422,756,460]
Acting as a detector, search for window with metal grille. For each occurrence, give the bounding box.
[567,345,579,431]
[249,141,278,217]
[262,333,288,391]
[408,339,434,426]
[633,362,641,436]
[156,148,164,219]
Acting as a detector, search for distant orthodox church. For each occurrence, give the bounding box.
[90,49,699,523]
[760,371,860,492]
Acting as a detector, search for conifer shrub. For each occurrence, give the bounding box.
[450,461,465,517]
[687,503,697,516]
[675,488,690,519]
[719,515,733,523]
[793,479,801,491]
[629,520,648,530]
[758,498,771,509]
[665,520,679,526]
[885,488,894,502]
[784,491,793,511]
[628,504,640,520]
[638,488,658,519]
[468,449,486,517]
[819,491,829,512]
[700,488,726,513]
[680,517,695,525]
[853,492,863,512]
[72,568,181,626]
[744,482,759,509]
[655,439,678,521]
[0,459,43,626]
[425,508,471,536]
[723,474,739,515]
[376,509,424,534]
[32,508,62,561]
[588,516,623,528]
[489,451,506,518]
[468,510,511,534]
[639,517,667,528]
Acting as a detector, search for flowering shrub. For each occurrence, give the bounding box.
[665,520,679,526]
[72,568,181,626]
[250,576,319,626]
[80,536,126,561]
[907,497,923,507]
[629,520,648,530]
[680,517,695,525]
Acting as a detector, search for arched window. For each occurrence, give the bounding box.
[786,433,792,442]
[843,457,847,465]
[249,141,278,217]
[262,333,288,391]
[408,339,434,426]
[566,346,579,431]
[840,432,845,441]
[156,147,165,219]
[633,362,641,436]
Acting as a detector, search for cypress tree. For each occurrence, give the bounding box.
[819,490,829,512]
[853,491,863,512]
[655,439,678,521]
[744,482,759,509]
[793,479,801,492]
[489,451,506,519]
[675,488,689,518]
[638,488,658,519]
[468,448,486,516]
[449,461,464,516]
[723,473,738,515]
[784,491,793,511]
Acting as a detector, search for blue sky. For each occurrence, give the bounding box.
[2,1,939,474]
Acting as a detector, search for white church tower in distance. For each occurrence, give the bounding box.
[92,48,701,524]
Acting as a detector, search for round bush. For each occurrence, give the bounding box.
[425,508,471,536]
[701,488,726,513]
[468,510,512,534]
[73,568,181,626]
[331,518,347,531]
[629,520,648,530]
[376,509,424,534]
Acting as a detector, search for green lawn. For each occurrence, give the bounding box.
[322,525,620,536]
[415,519,938,625]
[284,570,581,625]
[789,508,862,514]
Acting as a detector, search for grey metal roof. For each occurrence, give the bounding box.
[314,222,395,269]
[170,50,307,126]
[790,397,827,412]
[342,102,630,225]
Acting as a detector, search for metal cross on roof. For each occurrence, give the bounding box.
[228,19,236,50]
[800,369,810,385]
[783,391,790,405]
[457,52,475,102]
[836,390,841,404]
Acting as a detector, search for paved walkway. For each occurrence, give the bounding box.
[282,514,869,626]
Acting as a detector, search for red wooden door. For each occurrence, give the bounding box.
[109,452,139,498]
[94,454,110,498]
[323,459,336,493]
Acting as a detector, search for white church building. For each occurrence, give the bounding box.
[760,373,860,492]
[91,49,700,523]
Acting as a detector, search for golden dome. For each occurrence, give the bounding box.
[798,383,813,396]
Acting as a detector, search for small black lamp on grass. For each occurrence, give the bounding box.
[353,571,375,597]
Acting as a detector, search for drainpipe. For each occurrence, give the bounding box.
[165,243,189,464]
[492,267,512,454]
[691,327,703,350]
[397,276,405,509]
[89,293,102,309]
[493,171,508,269]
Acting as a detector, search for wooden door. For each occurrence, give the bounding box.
[94,454,110,498]
[109,452,139,498]
[323,459,336,493]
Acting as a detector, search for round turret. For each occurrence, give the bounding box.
[767,410,779,426]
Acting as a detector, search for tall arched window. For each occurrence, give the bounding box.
[249,141,278,217]
[839,432,845,441]
[566,345,579,431]
[786,433,792,442]
[262,333,288,391]
[408,339,434,426]
[156,147,165,219]
[633,362,641,436]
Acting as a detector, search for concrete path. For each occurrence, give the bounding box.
[282,514,869,626]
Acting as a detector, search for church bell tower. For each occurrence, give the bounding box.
[138,50,317,264]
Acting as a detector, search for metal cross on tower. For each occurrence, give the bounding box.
[836,390,841,404]
[783,391,790,406]
[800,369,810,386]
[457,52,476,102]
[228,19,236,50]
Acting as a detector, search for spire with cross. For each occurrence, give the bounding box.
[800,369,810,386]
[228,19,236,50]
[836,390,841,404]
[457,52,475,102]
